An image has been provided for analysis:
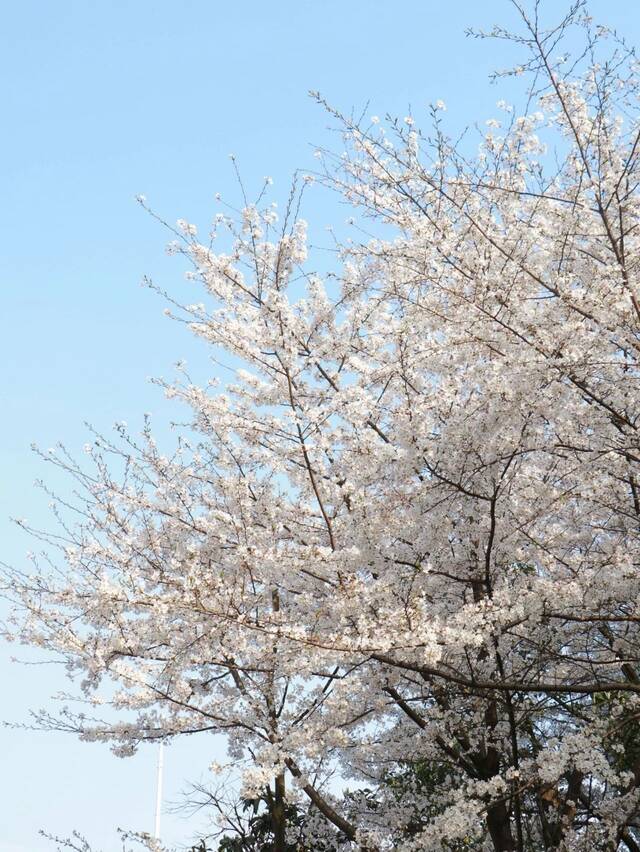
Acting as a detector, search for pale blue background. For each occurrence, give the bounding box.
[0,1,636,850]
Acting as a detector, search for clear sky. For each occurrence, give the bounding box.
[1,1,637,850]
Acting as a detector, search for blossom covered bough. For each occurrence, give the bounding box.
[5,2,640,850]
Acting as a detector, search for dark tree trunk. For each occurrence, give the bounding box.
[273,771,287,852]
[483,695,516,851]
[486,799,516,852]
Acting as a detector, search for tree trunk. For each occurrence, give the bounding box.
[486,799,516,852]
[273,771,287,852]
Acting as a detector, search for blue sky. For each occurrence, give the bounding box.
[1,1,637,850]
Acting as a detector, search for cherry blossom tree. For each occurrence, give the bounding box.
[5,2,640,850]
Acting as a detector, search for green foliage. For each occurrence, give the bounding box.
[213,795,306,852]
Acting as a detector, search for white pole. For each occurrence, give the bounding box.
[154,741,165,841]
